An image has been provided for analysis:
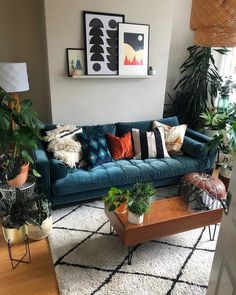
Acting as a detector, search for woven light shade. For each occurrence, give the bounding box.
[191,0,236,47]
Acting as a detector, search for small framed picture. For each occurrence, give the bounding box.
[83,11,124,75]
[118,23,150,76]
[66,48,85,77]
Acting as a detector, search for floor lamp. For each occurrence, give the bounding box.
[0,62,29,112]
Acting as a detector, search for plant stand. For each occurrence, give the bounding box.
[7,236,31,269]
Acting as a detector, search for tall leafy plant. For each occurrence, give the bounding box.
[170,46,229,128]
[0,88,44,182]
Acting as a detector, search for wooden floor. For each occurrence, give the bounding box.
[0,231,59,295]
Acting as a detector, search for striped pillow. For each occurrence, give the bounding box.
[153,121,187,152]
[131,128,169,160]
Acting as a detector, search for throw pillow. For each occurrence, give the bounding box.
[105,132,134,160]
[44,125,83,168]
[77,133,112,168]
[153,121,187,152]
[131,128,169,160]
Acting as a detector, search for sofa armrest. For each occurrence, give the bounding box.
[32,141,51,197]
[185,128,217,170]
[186,128,212,143]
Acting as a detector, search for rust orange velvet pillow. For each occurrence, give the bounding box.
[105,132,134,160]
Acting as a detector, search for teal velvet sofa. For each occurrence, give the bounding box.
[32,116,217,207]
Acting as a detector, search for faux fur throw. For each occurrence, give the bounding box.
[45,125,83,168]
[44,124,81,142]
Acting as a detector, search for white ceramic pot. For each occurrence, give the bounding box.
[219,167,232,179]
[128,211,144,224]
[203,129,218,138]
[28,216,53,240]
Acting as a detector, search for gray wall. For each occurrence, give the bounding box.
[0,0,51,122]
[0,0,194,125]
[44,0,174,125]
[165,0,194,104]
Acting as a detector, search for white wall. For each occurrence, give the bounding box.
[44,0,174,125]
[0,0,52,122]
[165,0,194,104]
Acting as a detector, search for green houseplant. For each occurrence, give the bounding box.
[206,103,236,189]
[0,189,47,243]
[200,108,228,137]
[27,198,52,240]
[217,76,236,112]
[127,182,155,224]
[169,46,229,128]
[104,187,130,214]
[0,88,44,187]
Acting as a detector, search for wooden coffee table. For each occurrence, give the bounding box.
[105,196,223,264]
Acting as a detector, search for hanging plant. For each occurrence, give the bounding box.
[169,46,229,128]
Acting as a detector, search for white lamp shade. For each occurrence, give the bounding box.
[0,62,29,92]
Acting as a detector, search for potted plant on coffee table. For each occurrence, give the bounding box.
[0,88,44,187]
[0,188,44,244]
[104,187,130,214]
[127,182,155,224]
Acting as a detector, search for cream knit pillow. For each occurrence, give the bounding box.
[153,121,187,152]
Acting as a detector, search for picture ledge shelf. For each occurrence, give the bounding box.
[72,75,153,79]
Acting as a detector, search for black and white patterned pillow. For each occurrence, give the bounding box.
[132,128,169,160]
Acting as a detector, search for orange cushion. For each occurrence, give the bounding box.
[105,132,134,160]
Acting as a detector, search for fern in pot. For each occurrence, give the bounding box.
[0,88,44,187]
[127,183,155,224]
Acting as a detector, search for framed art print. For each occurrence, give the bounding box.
[66,48,85,77]
[118,23,150,76]
[83,11,124,75]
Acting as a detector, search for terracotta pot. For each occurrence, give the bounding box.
[128,211,144,224]
[115,203,127,214]
[7,162,29,187]
[28,216,53,240]
[2,224,28,244]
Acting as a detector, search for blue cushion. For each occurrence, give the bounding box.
[116,120,153,136]
[116,117,180,136]
[52,156,210,196]
[158,116,179,126]
[82,123,116,136]
[49,158,68,182]
[182,136,208,159]
[78,133,112,168]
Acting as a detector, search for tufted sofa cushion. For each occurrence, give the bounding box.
[51,155,210,196]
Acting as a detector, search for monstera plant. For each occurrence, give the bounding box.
[0,88,44,186]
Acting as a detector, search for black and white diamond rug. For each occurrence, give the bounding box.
[48,195,218,295]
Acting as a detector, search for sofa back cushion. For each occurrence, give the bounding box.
[82,123,116,136]
[116,116,179,137]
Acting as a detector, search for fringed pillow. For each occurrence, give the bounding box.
[44,125,83,168]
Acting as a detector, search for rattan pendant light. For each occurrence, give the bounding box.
[191,0,236,47]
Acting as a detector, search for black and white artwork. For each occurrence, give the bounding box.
[83,11,124,75]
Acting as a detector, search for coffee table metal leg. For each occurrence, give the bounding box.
[109,223,114,235]
[127,246,134,265]
[208,224,217,241]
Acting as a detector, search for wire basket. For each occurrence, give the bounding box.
[191,0,236,47]
[0,175,36,198]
